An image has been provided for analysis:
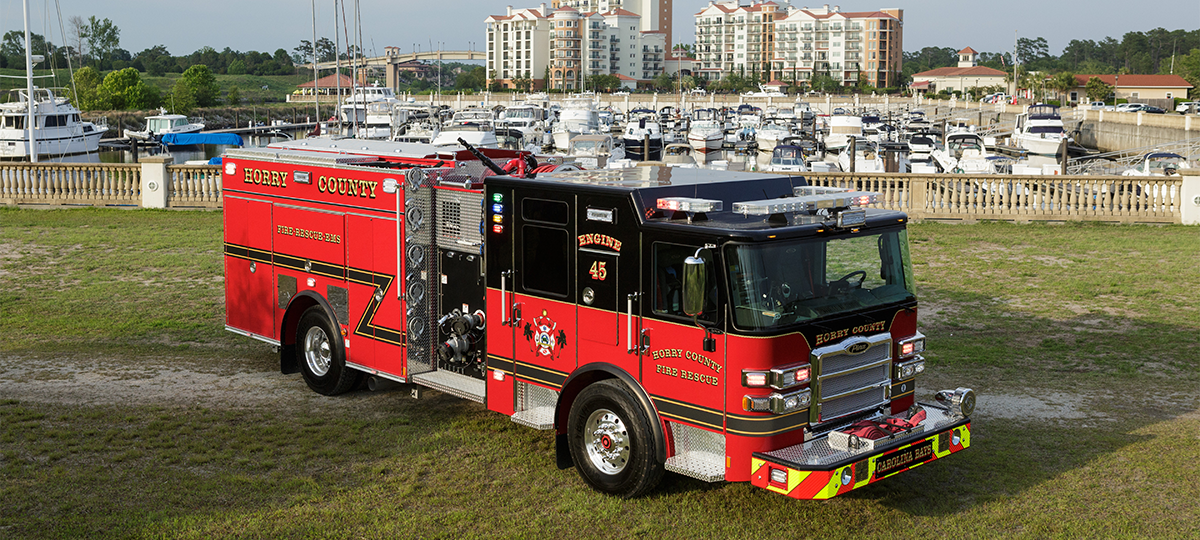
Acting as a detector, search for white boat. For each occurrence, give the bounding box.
[741,84,786,98]
[124,107,204,141]
[825,113,863,152]
[755,119,791,153]
[431,109,497,148]
[552,96,600,151]
[836,138,885,173]
[0,86,103,160]
[340,85,399,124]
[354,102,408,140]
[565,134,623,169]
[1121,152,1190,176]
[794,101,816,124]
[1013,104,1071,157]
[621,110,662,161]
[686,119,724,153]
[660,143,700,168]
[765,144,809,173]
[932,131,1000,174]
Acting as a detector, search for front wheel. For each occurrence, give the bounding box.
[567,380,663,498]
[296,306,360,396]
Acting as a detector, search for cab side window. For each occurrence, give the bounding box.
[652,243,715,322]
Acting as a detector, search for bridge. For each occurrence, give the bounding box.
[305,50,486,71]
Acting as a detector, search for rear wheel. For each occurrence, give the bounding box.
[567,380,663,498]
[296,306,359,395]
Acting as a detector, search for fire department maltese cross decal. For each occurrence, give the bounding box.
[524,309,567,359]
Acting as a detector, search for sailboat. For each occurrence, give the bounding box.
[0,0,103,161]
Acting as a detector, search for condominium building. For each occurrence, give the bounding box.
[693,2,903,88]
[552,0,674,49]
[486,4,667,90]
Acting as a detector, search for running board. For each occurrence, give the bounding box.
[510,406,555,430]
[411,370,485,403]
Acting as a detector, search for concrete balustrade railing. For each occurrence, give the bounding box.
[2,160,1195,224]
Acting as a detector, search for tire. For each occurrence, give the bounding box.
[296,306,360,396]
[567,379,664,498]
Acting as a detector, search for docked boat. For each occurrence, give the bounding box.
[621,111,662,161]
[836,138,885,173]
[0,87,104,159]
[1121,152,1191,176]
[552,96,600,151]
[740,84,786,98]
[825,113,862,152]
[932,130,1001,174]
[565,134,623,169]
[431,109,497,148]
[755,118,792,153]
[340,85,399,124]
[686,118,724,153]
[495,102,549,149]
[124,107,204,141]
[1013,104,1071,157]
[765,144,809,173]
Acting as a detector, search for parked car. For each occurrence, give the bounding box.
[1085,101,1114,111]
[612,90,630,96]
[1141,105,1167,114]
[1114,103,1147,112]
[687,88,707,96]
[1175,101,1199,113]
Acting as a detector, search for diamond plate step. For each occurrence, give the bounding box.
[511,406,555,430]
[411,370,485,403]
[665,451,726,482]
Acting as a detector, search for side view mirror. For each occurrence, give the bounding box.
[682,249,707,317]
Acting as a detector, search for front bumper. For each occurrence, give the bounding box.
[750,403,971,500]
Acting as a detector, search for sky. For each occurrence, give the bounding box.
[3,0,1198,59]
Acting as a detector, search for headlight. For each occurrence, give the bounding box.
[899,332,925,358]
[742,388,811,414]
[742,362,811,390]
[894,356,925,380]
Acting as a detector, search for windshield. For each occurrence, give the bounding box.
[725,230,916,331]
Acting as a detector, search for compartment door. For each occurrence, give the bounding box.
[224,197,275,339]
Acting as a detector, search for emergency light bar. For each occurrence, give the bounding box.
[657,197,723,213]
[732,197,811,216]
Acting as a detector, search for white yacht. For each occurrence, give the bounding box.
[765,144,809,173]
[932,130,1000,174]
[565,134,623,169]
[124,108,204,141]
[1013,104,1071,157]
[431,109,497,148]
[836,138,885,173]
[825,113,863,152]
[552,96,600,150]
[755,118,792,153]
[686,118,724,153]
[0,87,104,159]
[340,85,399,124]
[1121,152,1190,176]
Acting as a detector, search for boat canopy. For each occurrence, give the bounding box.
[160,133,244,146]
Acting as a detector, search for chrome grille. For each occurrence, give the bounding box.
[810,332,892,425]
[819,385,889,421]
[820,362,891,398]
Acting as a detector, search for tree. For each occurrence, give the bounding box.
[67,15,87,67]
[96,67,159,110]
[70,66,103,110]
[85,16,120,68]
[1085,76,1113,102]
[1047,72,1078,104]
[1178,49,1200,98]
[225,87,242,106]
[178,64,221,107]
[653,72,674,92]
[227,59,246,75]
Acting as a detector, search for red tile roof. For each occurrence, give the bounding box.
[913,66,1006,78]
[298,73,357,89]
[1072,74,1193,89]
[958,47,978,55]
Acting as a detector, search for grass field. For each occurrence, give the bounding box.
[1,208,1198,539]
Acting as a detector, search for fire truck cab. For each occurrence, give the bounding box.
[222,139,975,500]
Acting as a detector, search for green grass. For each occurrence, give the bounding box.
[1,209,1199,538]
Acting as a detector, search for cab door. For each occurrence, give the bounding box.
[575,196,639,379]
[640,239,726,433]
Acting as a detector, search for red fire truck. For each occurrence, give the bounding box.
[222,138,975,500]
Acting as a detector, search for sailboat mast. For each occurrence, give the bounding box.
[24,0,37,162]
[312,0,319,128]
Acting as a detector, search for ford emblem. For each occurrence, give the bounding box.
[847,342,870,354]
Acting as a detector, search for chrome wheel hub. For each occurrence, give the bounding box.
[304,325,332,377]
[585,408,630,475]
